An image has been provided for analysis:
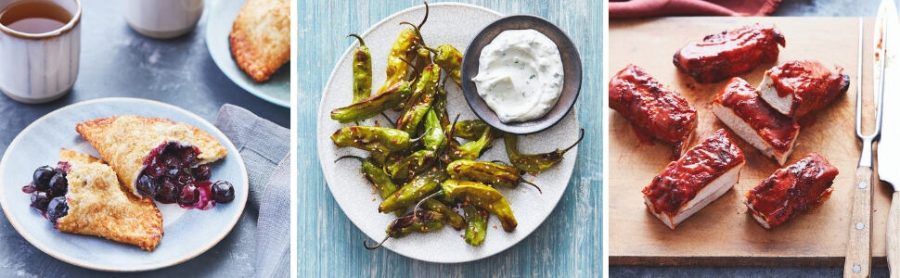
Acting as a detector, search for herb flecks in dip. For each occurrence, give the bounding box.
[472,29,564,123]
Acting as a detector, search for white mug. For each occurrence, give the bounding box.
[0,0,82,104]
[125,0,203,39]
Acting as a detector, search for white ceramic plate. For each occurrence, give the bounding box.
[0,98,249,272]
[206,0,290,108]
[316,3,580,263]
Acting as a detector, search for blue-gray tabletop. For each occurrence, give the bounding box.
[0,1,289,277]
[611,0,887,277]
[297,0,602,276]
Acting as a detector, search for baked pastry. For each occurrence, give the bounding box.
[76,116,234,209]
[24,149,163,251]
[229,0,290,82]
[642,129,746,229]
[713,77,800,165]
[757,60,850,118]
[673,24,785,83]
[609,64,698,156]
[745,153,839,229]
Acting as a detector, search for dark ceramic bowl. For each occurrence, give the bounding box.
[461,15,582,135]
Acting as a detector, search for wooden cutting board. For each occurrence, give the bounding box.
[608,17,887,266]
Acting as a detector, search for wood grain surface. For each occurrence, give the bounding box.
[609,17,889,266]
[297,0,602,276]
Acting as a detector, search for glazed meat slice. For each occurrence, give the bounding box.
[674,24,785,83]
[746,153,839,229]
[713,78,800,165]
[609,64,698,155]
[757,60,850,118]
[642,129,746,229]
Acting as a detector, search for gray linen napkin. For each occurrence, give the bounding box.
[215,104,290,278]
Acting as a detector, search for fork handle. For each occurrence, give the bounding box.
[889,192,900,277]
[845,166,874,278]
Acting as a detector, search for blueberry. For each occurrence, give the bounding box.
[48,172,67,196]
[211,181,235,204]
[181,148,197,166]
[30,191,51,211]
[32,166,55,191]
[177,184,199,206]
[155,179,178,204]
[47,196,68,224]
[136,175,158,197]
[146,163,166,178]
[176,172,194,187]
[193,165,211,181]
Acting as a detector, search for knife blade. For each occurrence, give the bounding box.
[880,0,900,188]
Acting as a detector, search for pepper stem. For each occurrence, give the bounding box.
[363,236,389,250]
[561,128,586,153]
[520,179,543,194]
[334,155,365,164]
[347,34,366,46]
[412,190,443,219]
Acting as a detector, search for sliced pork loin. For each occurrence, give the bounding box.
[757,60,850,118]
[745,153,839,229]
[713,78,800,165]
[673,24,785,83]
[642,129,746,229]
[609,64,698,156]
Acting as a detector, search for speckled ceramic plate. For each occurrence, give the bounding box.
[0,98,249,272]
[316,3,579,263]
[206,0,290,108]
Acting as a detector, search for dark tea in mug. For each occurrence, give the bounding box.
[0,1,72,34]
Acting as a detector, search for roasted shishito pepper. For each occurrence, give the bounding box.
[396,64,442,134]
[422,109,446,151]
[449,127,494,161]
[441,179,517,232]
[503,129,585,175]
[463,204,487,246]
[431,44,463,86]
[348,34,372,103]
[446,160,540,193]
[335,156,399,199]
[375,2,430,95]
[330,81,412,123]
[331,126,412,162]
[379,170,443,213]
[364,209,445,250]
[385,150,436,182]
[452,120,493,141]
[423,199,465,230]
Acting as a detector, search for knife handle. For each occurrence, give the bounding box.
[889,192,900,276]
[845,166,874,278]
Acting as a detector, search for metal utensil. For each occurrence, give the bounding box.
[845,9,889,276]
[877,0,900,276]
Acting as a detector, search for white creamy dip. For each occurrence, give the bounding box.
[472,29,564,123]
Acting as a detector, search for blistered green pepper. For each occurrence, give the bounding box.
[450,127,494,161]
[331,126,412,162]
[441,179,517,232]
[385,150,435,182]
[365,209,445,250]
[463,204,487,246]
[376,29,419,95]
[452,120,493,141]
[348,34,372,103]
[422,109,446,151]
[396,64,441,134]
[423,199,465,230]
[446,160,538,192]
[503,129,585,175]
[431,44,462,86]
[360,158,398,199]
[331,81,412,123]
[379,170,442,213]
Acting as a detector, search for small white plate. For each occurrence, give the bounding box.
[0,98,249,272]
[206,0,290,108]
[316,3,580,263]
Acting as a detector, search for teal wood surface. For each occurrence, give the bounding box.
[297,0,603,276]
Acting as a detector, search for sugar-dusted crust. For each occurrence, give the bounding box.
[55,149,164,251]
[229,0,290,82]
[75,116,227,198]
